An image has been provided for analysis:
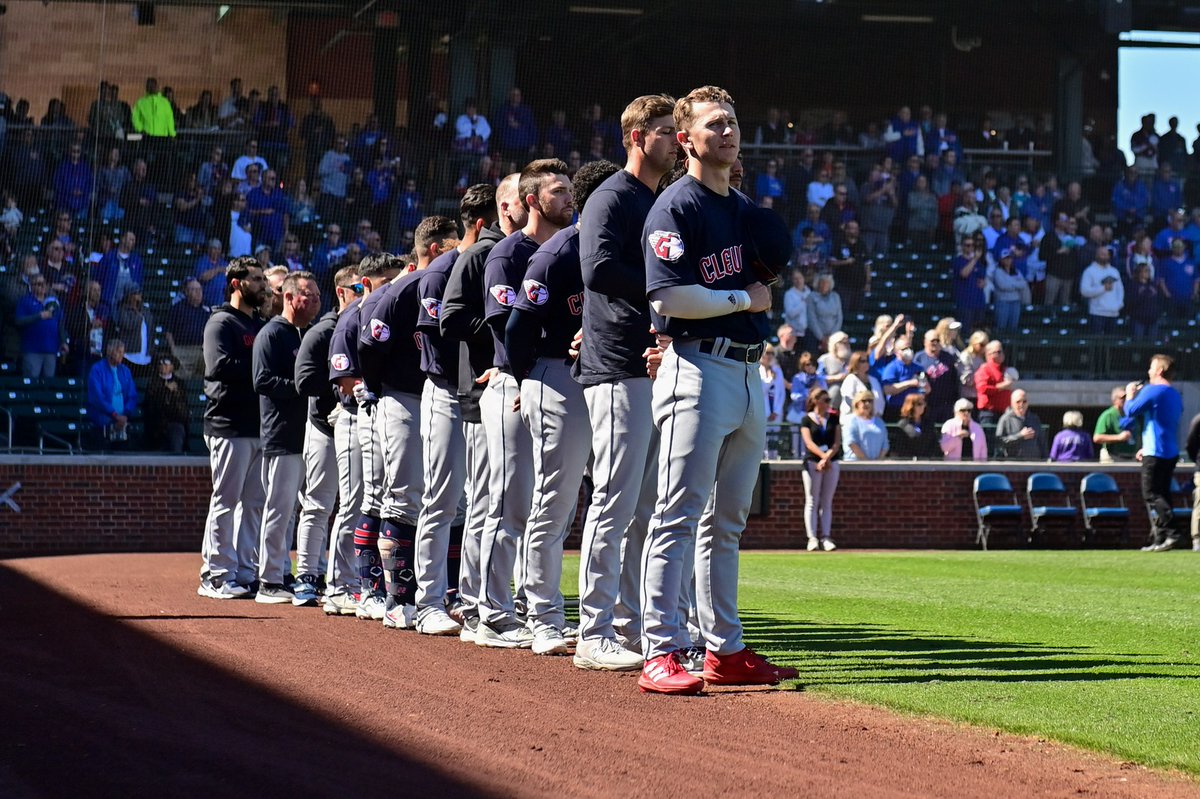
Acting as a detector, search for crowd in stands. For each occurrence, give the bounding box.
[0,82,1196,454]
[755,307,1145,465]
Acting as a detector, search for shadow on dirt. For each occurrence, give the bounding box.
[0,563,498,798]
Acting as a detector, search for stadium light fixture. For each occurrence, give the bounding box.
[861,14,935,24]
[568,6,644,15]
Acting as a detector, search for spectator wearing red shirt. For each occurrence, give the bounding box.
[974,339,1014,424]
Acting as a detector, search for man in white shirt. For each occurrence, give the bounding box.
[454,99,492,154]
[1079,246,1124,335]
[231,139,268,181]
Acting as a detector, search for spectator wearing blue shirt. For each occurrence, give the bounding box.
[52,142,94,218]
[1179,208,1200,255]
[15,275,65,377]
[246,169,291,251]
[392,177,422,236]
[1157,238,1198,317]
[1150,163,1182,226]
[884,106,922,162]
[927,113,962,159]
[365,156,395,230]
[1121,355,1183,551]
[499,87,537,161]
[879,336,924,422]
[166,278,211,378]
[951,237,987,331]
[97,230,145,311]
[843,390,889,461]
[195,238,229,308]
[543,109,574,157]
[1111,166,1149,238]
[992,218,1028,277]
[1152,209,1188,257]
[754,159,785,204]
[87,338,139,446]
[931,149,964,197]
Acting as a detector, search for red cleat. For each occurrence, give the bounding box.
[638,652,705,695]
[702,647,799,685]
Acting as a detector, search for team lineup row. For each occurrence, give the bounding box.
[196,88,798,696]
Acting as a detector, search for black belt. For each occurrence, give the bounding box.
[697,339,764,363]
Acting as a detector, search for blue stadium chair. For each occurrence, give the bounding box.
[973,473,1024,550]
[1079,472,1129,547]
[1026,472,1078,545]
[1168,477,1193,525]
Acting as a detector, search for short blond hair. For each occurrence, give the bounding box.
[1062,410,1083,429]
[621,94,676,151]
[674,85,734,134]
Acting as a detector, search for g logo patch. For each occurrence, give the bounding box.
[490,284,517,307]
[420,297,441,319]
[523,279,549,305]
[649,230,685,262]
[331,353,351,371]
[369,318,390,342]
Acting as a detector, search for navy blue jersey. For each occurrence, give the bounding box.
[578,169,657,385]
[643,176,770,344]
[514,226,584,359]
[417,248,460,385]
[328,298,362,413]
[482,231,539,370]
[358,270,425,396]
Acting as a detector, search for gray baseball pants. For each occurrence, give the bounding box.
[521,359,590,634]
[458,418,489,615]
[641,340,765,661]
[578,377,657,644]
[377,389,424,526]
[328,408,362,596]
[356,403,386,518]
[259,452,304,586]
[294,419,336,578]
[415,380,467,614]
[476,371,533,626]
[201,435,265,587]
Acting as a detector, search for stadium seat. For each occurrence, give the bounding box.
[1079,472,1130,548]
[1167,477,1193,525]
[1026,472,1078,546]
[972,473,1024,551]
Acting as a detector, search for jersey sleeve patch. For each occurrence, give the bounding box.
[330,353,351,372]
[369,318,391,342]
[522,279,549,306]
[648,230,685,262]
[489,284,517,307]
[420,297,442,319]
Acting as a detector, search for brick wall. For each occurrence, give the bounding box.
[0,2,287,122]
[0,457,1168,558]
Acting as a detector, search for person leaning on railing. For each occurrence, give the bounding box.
[893,393,940,460]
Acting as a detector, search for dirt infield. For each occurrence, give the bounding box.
[1,553,1196,799]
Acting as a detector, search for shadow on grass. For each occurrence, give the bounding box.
[739,611,1200,686]
[0,564,499,798]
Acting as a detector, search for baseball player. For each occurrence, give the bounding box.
[252,271,322,604]
[474,159,573,648]
[293,265,360,609]
[638,86,798,694]
[413,186,497,636]
[440,173,526,643]
[198,257,268,599]
[573,94,679,671]
[335,253,405,620]
[505,159,620,655]
[358,217,459,629]
[261,265,289,320]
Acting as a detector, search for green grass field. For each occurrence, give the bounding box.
[564,550,1200,774]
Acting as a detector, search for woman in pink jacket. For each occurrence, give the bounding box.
[940,398,988,460]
